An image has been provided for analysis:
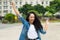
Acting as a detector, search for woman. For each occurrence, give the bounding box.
[11,1,48,40]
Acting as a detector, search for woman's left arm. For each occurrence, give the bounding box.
[43,18,49,31]
[39,19,49,34]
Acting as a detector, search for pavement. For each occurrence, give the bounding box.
[0,23,22,40]
[0,23,60,40]
[41,23,60,40]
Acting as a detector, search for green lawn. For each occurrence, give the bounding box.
[41,19,60,23]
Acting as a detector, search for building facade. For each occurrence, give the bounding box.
[0,0,53,16]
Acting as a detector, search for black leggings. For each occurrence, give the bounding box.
[27,39,36,40]
[26,36,37,40]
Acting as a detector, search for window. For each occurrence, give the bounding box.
[0,2,2,5]
[16,6,18,8]
[3,2,8,5]
[42,1,44,4]
[10,2,12,5]
[20,0,22,5]
[10,6,12,9]
[3,10,8,13]
[36,1,38,4]
[30,2,33,5]
[15,2,18,4]
[0,0,2,2]
[46,1,48,4]
[9,0,12,2]
[20,2,22,5]
[10,10,12,13]
[3,6,8,9]
[0,11,1,13]
[15,0,17,1]
[0,6,2,9]
[25,2,27,4]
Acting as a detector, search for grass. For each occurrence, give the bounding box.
[41,19,60,23]
[50,19,60,22]
[0,20,2,22]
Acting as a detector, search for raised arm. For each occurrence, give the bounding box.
[39,18,49,34]
[11,1,21,16]
[44,18,49,31]
[11,1,29,27]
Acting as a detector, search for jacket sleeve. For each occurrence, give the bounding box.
[17,14,28,26]
[38,23,46,34]
[39,28,46,34]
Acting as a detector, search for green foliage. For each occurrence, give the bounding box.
[18,4,34,15]
[2,20,8,23]
[44,11,53,17]
[54,0,60,3]
[45,0,60,15]
[28,10,43,17]
[47,0,60,14]
[18,1,60,17]
[4,13,15,23]
[22,13,27,19]
[18,4,46,17]
[33,4,46,14]
[46,6,57,14]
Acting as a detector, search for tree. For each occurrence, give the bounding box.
[33,4,46,15]
[4,13,15,23]
[28,10,43,17]
[44,11,53,17]
[45,0,60,16]
[54,0,60,3]
[46,6,57,14]
[18,4,34,15]
[46,0,60,14]
[18,4,46,16]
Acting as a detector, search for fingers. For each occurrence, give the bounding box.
[10,0,15,6]
[45,26,48,30]
[44,22,48,30]
[10,2,14,5]
[46,18,49,24]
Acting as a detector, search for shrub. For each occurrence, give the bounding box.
[2,20,8,23]
[4,13,15,23]
[44,11,53,17]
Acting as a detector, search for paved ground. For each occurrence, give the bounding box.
[41,23,60,40]
[0,23,60,40]
[0,23,22,40]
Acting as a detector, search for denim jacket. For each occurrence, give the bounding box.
[18,16,46,40]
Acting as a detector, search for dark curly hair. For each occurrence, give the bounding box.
[26,12,43,30]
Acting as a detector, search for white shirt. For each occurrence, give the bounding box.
[27,24,38,39]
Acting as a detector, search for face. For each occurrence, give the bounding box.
[29,13,35,24]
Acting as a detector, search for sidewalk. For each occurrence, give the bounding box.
[0,23,22,40]
[0,23,60,40]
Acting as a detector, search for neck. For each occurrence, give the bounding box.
[29,22,33,24]
[29,21,33,24]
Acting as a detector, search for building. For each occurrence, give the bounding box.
[0,0,53,16]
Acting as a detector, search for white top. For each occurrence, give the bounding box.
[27,24,38,39]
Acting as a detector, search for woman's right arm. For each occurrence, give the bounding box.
[11,1,28,25]
[11,1,21,16]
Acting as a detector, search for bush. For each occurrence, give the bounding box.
[44,11,53,17]
[56,15,60,19]
[2,20,8,23]
[22,13,27,19]
[4,13,15,23]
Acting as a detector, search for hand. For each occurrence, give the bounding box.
[44,24,48,31]
[10,1,15,6]
[46,18,49,25]
[44,18,49,31]
[11,0,20,16]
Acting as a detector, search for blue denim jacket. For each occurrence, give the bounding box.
[18,16,46,40]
